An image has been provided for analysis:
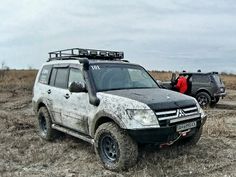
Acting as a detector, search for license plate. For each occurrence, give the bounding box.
[176,121,197,132]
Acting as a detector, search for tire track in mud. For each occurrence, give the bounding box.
[1,90,236,177]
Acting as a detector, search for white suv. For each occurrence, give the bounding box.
[32,48,207,171]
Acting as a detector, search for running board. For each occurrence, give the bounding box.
[52,124,94,144]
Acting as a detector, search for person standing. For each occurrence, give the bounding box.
[175,75,188,94]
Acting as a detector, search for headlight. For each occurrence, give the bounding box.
[194,99,206,118]
[126,109,159,126]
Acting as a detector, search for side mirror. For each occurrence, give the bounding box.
[69,82,87,93]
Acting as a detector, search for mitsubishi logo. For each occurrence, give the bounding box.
[177,109,185,117]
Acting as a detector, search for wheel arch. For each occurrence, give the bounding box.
[196,89,212,98]
[37,102,47,111]
[35,98,55,122]
[90,112,126,137]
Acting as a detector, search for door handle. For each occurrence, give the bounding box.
[64,94,70,99]
[47,89,51,94]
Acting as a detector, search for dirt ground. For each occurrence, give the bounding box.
[0,88,236,177]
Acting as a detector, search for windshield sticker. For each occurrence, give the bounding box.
[91,65,100,70]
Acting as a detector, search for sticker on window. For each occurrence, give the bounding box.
[91,65,100,70]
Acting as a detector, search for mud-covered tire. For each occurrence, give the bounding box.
[94,122,138,171]
[210,97,220,107]
[196,92,211,107]
[181,127,203,146]
[37,107,59,141]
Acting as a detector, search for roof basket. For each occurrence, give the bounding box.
[48,48,124,61]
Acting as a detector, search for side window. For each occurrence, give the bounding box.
[38,65,52,84]
[54,68,69,89]
[193,75,210,83]
[49,68,57,86]
[68,68,84,87]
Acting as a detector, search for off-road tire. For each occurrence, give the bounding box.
[196,92,211,107]
[210,97,220,107]
[181,127,203,146]
[37,107,59,141]
[94,122,138,171]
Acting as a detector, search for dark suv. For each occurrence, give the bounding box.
[161,72,226,107]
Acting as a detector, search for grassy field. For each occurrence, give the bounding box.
[0,70,37,92]
[0,69,236,176]
[0,70,236,91]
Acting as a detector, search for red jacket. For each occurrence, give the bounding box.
[175,76,188,94]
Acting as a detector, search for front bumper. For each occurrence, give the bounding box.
[214,92,227,98]
[127,119,202,144]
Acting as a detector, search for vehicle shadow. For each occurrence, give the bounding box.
[214,103,236,110]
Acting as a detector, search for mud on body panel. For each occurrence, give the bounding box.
[88,92,159,137]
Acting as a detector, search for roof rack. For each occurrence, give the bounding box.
[48,48,124,61]
[180,71,219,75]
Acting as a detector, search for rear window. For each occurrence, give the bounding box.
[212,74,223,84]
[38,65,52,84]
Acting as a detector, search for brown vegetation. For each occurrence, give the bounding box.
[0,70,236,176]
[1,70,235,93]
[0,70,37,92]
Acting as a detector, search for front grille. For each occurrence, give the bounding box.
[156,106,200,127]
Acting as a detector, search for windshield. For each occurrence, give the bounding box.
[90,64,158,91]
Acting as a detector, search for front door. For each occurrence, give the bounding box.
[60,67,90,134]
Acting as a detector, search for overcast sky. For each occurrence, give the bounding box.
[1,0,236,73]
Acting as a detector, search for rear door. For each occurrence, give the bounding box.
[49,67,69,124]
[211,74,226,94]
[35,65,64,124]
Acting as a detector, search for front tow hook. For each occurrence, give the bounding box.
[159,130,191,148]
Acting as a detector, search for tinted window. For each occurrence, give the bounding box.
[193,75,210,83]
[68,68,84,87]
[38,65,52,84]
[90,64,158,91]
[49,68,57,86]
[212,74,222,84]
[54,68,69,88]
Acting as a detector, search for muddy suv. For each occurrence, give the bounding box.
[161,72,226,107]
[33,48,207,171]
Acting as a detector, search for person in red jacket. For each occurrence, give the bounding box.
[175,75,188,94]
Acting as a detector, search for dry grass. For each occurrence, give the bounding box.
[0,70,236,176]
[203,116,230,137]
[149,71,172,81]
[0,70,37,92]
[0,70,235,92]
[221,74,236,90]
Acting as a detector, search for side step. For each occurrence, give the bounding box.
[52,124,94,145]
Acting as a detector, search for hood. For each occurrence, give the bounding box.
[103,88,196,111]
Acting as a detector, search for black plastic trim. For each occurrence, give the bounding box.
[81,59,100,106]
[127,120,202,144]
